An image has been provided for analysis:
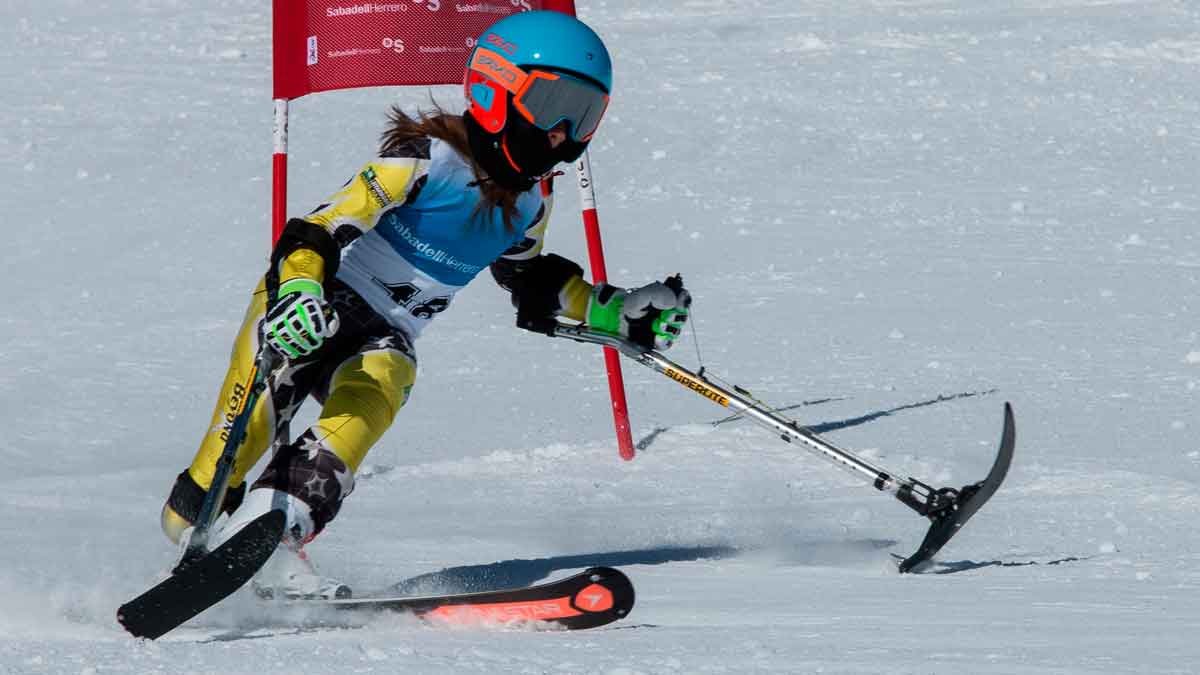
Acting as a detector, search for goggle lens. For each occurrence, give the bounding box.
[514,71,609,142]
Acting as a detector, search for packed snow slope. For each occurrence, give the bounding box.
[3,0,1200,672]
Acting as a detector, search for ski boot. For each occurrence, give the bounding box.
[252,542,353,600]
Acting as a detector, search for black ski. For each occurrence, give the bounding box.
[118,510,285,640]
[297,566,634,631]
[897,402,1016,572]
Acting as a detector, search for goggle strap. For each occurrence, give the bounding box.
[468,48,527,95]
[500,135,523,172]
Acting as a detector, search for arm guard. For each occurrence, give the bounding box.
[270,218,341,292]
[505,253,585,335]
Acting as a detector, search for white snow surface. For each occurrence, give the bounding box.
[4,0,1200,672]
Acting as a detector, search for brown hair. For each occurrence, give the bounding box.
[379,105,521,231]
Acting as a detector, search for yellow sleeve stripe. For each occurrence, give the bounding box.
[558,274,593,322]
[279,247,326,286]
[306,158,427,234]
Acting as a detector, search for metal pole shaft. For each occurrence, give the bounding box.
[185,349,276,555]
[553,325,935,507]
[635,350,904,488]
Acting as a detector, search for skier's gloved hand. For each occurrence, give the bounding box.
[587,276,691,350]
[263,278,339,359]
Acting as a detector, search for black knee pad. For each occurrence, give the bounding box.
[166,469,246,525]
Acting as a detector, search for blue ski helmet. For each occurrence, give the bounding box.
[464,11,612,190]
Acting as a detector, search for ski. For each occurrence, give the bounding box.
[117,510,285,640]
[896,402,1016,572]
[295,566,634,631]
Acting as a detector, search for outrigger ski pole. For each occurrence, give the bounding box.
[547,321,1016,573]
[119,279,307,639]
[177,278,287,570]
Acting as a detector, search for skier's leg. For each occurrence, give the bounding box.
[239,338,418,543]
[160,279,316,544]
[308,335,418,475]
[211,336,416,598]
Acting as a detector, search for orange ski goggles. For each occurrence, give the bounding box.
[466,47,610,143]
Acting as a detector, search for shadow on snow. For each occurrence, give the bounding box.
[637,388,998,451]
[387,544,741,596]
[920,555,1091,575]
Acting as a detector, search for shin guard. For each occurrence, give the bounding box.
[250,431,356,539]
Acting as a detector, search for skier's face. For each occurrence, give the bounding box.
[546,122,569,149]
[503,110,588,179]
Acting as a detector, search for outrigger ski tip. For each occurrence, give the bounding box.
[118,509,286,640]
[896,402,1016,573]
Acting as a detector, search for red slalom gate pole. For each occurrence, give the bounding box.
[575,151,636,460]
[544,0,636,460]
[271,99,288,245]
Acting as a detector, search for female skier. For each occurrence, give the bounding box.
[158,11,691,596]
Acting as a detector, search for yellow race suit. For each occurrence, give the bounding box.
[162,135,593,542]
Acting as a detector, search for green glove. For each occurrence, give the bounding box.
[263,278,339,359]
[587,278,691,350]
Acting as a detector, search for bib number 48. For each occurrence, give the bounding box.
[380,281,450,319]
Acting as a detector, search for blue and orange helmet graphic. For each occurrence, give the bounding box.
[465,10,612,145]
